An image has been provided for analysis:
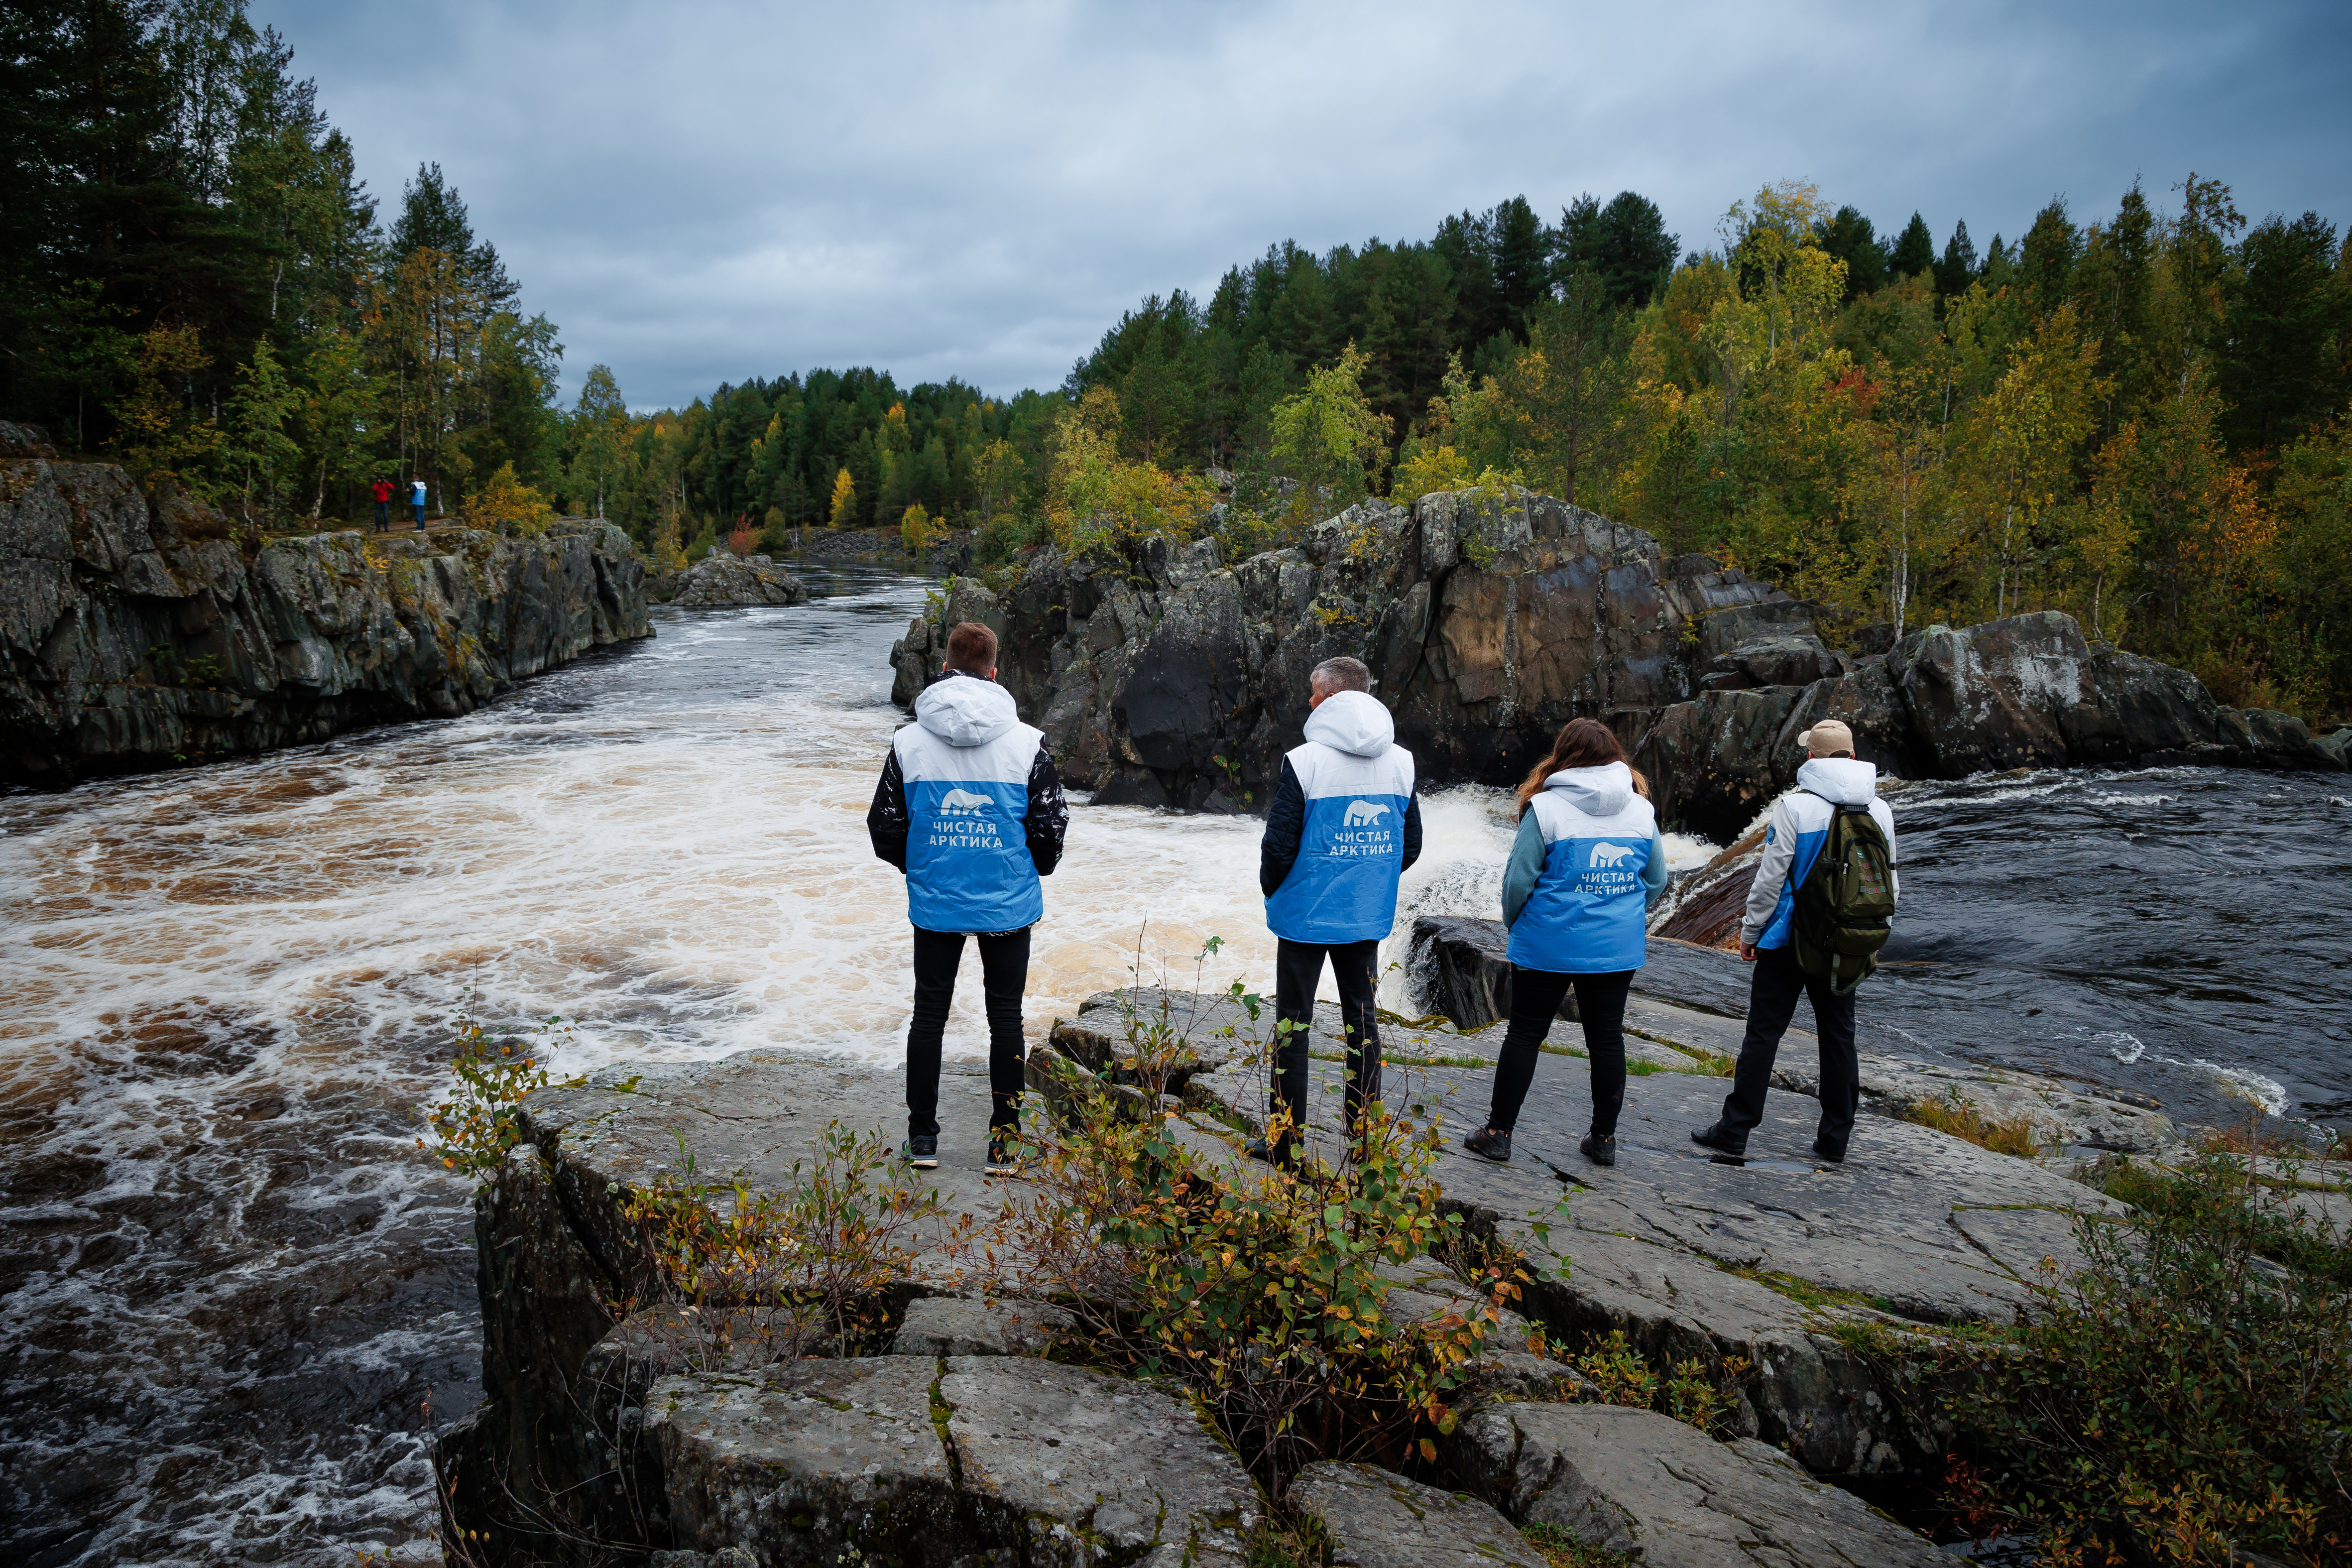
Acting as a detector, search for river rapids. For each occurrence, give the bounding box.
[2,567,2346,1565]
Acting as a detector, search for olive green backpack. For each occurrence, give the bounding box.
[1789,797,1896,994]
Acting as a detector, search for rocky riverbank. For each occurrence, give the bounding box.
[0,425,652,786]
[887,488,2343,831]
[433,940,2166,1566]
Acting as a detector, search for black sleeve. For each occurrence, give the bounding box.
[867,749,909,871]
[1024,743,1068,876]
[1401,785,1423,872]
[1259,758,1305,897]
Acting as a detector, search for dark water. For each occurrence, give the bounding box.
[1868,767,2352,1129]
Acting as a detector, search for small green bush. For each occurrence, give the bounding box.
[418,1011,568,1183]
[1954,1153,2352,1565]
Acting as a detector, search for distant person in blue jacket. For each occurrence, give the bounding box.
[410,476,428,528]
[867,621,1068,1177]
[1693,719,1899,1164]
[1462,719,1669,1169]
[1253,655,1421,1166]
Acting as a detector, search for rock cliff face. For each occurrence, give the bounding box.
[891,490,1795,811]
[1,434,650,785]
[889,489,2342,832]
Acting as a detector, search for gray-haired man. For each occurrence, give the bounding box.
[1252,656,1423,1164]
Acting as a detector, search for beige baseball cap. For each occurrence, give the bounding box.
[1800,718,1855,756]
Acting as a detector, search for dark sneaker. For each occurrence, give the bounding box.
[903,1135,939,1170]
[1462,1126,1512,1163]
[985,1131,1022,1177]
[1579,1132,1617,1168]
[1690,1122,1746,1157]
[1245,1135,1296,1171]
[1810,1140,1847,1165]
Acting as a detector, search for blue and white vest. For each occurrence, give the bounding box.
[893,675,1044,934]
[1507,764,1657,973]
[1265,690,1415,945]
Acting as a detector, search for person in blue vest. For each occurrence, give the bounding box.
[1461,718,1669,1169]
[867,620,1068,1176]
[1253,655,1421,1166]
[410,476,428,528]
[1692,719,1898,1163]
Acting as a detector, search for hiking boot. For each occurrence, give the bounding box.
[1689,1122,1746,1158]
[985,1130,1022,1177]
[903,1134,939,1170]
[1579,1131,1618,1168]
[1810,1139,1847,1165]
[1245,1134,1296,1171]
[1461,1126,1512,1163]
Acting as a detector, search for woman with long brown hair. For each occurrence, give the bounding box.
[1461,718,1668,1168]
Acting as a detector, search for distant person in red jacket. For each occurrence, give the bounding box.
[371,478,393,531]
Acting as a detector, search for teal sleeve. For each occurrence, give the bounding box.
[1501,811,1547,927]
[1644,828,1670,909]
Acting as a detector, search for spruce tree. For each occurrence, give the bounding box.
[1888,212,1936,281]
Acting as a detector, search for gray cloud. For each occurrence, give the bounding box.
[259,0,2352,410]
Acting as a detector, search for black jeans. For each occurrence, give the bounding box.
[373,501,388,530]
[1716,944,1860,1154]
[1271,938,1381,1135]
[906,924,1030,1137]
[1486,967,1634,1136]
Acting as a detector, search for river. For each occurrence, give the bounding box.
[2,568,2346,1565]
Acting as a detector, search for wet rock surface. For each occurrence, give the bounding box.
[666,551,808,607]
[1447,1403,1946,1568]
[1290,1460,1543,1568]
[0,444,651,783]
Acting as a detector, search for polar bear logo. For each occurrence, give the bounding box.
[939,788,992,815]
[1589,842,1637,868]
[1342,800,1390,827]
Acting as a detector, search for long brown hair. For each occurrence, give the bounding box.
[1515,717,1651,818]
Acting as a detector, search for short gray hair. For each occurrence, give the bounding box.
[1310,656,1372,695]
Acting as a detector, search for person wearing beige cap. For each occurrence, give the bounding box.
[1690,717,1899,1163]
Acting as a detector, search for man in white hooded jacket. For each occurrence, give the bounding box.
[1692,719,1898,1164]
[1254,656,1422,1164]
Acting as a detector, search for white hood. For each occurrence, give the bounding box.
[1302,690,1395,758]
[1796,755,1878,805]
[915,673,1019,747]
[1543,760,1634,816]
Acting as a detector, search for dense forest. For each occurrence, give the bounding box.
[1,0,564,524]
[6,3,2348,719]
[645,177,2351,722]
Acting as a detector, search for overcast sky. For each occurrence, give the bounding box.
[257,0,2351,412]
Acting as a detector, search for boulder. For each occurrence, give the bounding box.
[1289,1461,1544,1568]
[1886,612,2098,775]
[647,1354,1261,1566]
[667,552,807,607]
[1769,656,1924,784]
[0,454,651,784]
[1701,634,1845,693]
[2319,727,2352,767]
[1407,916,1579,1031]
[1633,689,1800,840]
[888,1294,1074,1357]
[1445,1403,1944,1568]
